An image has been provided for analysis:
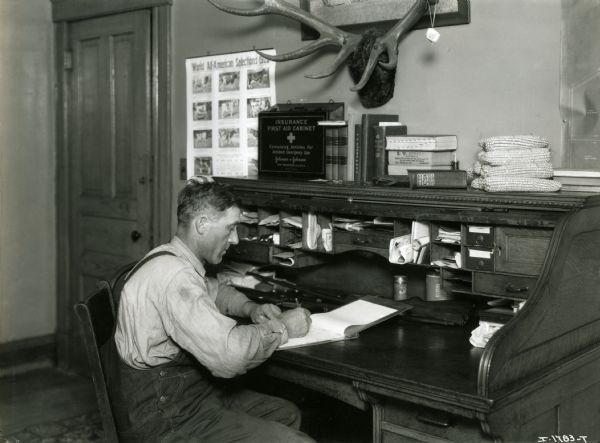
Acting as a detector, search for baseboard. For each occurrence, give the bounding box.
[0,334,56,378]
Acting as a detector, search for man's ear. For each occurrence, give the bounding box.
[194,215,209,235]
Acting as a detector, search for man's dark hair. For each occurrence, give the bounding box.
[177,180,240,226]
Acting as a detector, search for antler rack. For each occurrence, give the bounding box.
[208,0,430,92]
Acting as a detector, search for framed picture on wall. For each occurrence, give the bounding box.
[299,0,470,40]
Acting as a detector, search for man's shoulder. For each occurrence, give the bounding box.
[141,246,192,275]
[126,244,195,286]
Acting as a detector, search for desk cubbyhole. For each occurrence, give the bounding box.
[394,219,411,237]
[279,210,303,248]
[302,212,333,253]
[331,214,394,259]
[430,222,462,269]
[257,208,280,243]
[440,268,472,295]
[238,207,259,241]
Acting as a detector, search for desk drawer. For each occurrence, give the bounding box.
[464,247,494,272]
[473,272,537,299]
[381,400,493,443]
[333,230,392,258]
[464,225,494,248]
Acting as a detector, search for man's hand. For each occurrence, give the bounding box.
[279,308,312,338]
[247,302,282,324]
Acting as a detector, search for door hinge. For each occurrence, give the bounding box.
[63,50,73,70]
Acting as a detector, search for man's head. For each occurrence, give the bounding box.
[176,178,241,264]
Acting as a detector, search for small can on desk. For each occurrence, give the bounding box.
[425,272,452,301]
[393,275,408,300]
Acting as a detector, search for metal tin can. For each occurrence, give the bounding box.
[393,275,408,301]
[425,272,452,301]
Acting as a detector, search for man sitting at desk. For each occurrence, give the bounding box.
[110,177,314,442]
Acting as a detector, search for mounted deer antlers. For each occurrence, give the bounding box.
[208,0,432,108]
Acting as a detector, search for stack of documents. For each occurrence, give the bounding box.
[240,211,258,224]
[281,216,302,228]
[259,214,280,226]
[436,226,461,244]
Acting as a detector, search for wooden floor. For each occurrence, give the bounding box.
[0,367,372,442]
[0,368,98,436]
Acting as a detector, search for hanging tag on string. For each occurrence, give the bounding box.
[425,1,440,43]
[426,28,440,43]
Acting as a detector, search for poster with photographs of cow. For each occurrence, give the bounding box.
[186,49,276,177]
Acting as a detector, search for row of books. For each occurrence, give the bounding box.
[354,114,403,183]
[321,122,349,181]
[384,131,457,176]
[553,169,600,192]
[352,112,459,182]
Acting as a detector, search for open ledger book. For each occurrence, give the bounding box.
[278,297,411,350]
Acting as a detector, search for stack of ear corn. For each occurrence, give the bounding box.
[469,135,561,192]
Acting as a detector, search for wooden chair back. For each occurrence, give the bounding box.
[73,281,120,443]
[109,261,137,306]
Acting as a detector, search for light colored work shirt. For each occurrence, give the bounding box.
[115,236,288,378]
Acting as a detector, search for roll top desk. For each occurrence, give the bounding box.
[217,177,600,443]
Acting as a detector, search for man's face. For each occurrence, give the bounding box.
[198,206,240,264]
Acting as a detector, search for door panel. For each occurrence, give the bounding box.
[67,10,152,370]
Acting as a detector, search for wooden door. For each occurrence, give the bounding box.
[65,10,152,370]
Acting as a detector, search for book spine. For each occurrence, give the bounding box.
[353,123,362,182]
[325,128,334,180]
[558,184,600,192]
[337,126,348,181]
[387,150,454,167]
[386,135,457,151]
[373,126,387,179]
[408,170,467,189]
[360,117,370,183]
[361,114,399,182]
[332,127,339,181]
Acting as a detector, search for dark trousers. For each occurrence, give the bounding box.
[104,341,315,443]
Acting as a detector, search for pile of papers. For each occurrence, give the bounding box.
[436,226,461,244]
[469,321,503,348]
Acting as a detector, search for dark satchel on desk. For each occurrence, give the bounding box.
[401,297,474,326]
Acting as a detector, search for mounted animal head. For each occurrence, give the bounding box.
[208,0,434,108]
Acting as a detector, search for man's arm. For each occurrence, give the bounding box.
[164,270,307,377]
[213,277,312,337]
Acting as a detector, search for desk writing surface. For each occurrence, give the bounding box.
[273,317,484,401]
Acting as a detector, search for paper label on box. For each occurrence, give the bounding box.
[468,248,492,259]
[468,226,491,234]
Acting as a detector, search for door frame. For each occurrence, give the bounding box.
[52,0,172,368]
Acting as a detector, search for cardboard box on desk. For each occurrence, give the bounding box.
[258,102,344,179]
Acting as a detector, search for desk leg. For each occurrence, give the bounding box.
[354,381,383,443]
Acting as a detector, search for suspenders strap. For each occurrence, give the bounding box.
[124,250,176,284]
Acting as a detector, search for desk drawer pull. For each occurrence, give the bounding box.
[352,238,370,245]
[505,283,529,293]
[416,410,452,428]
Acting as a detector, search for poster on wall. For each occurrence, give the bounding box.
[186,49,277,178]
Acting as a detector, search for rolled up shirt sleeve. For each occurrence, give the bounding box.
[163,268,286,378]
[209,276,252,318]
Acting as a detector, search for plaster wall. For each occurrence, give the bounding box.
[0,0,56,343]
[172,0,562,201]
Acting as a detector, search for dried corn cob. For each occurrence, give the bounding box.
[479,162,554,179]
[478,148,551,166]
[471,175,561,192]
[479,135,549,151]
